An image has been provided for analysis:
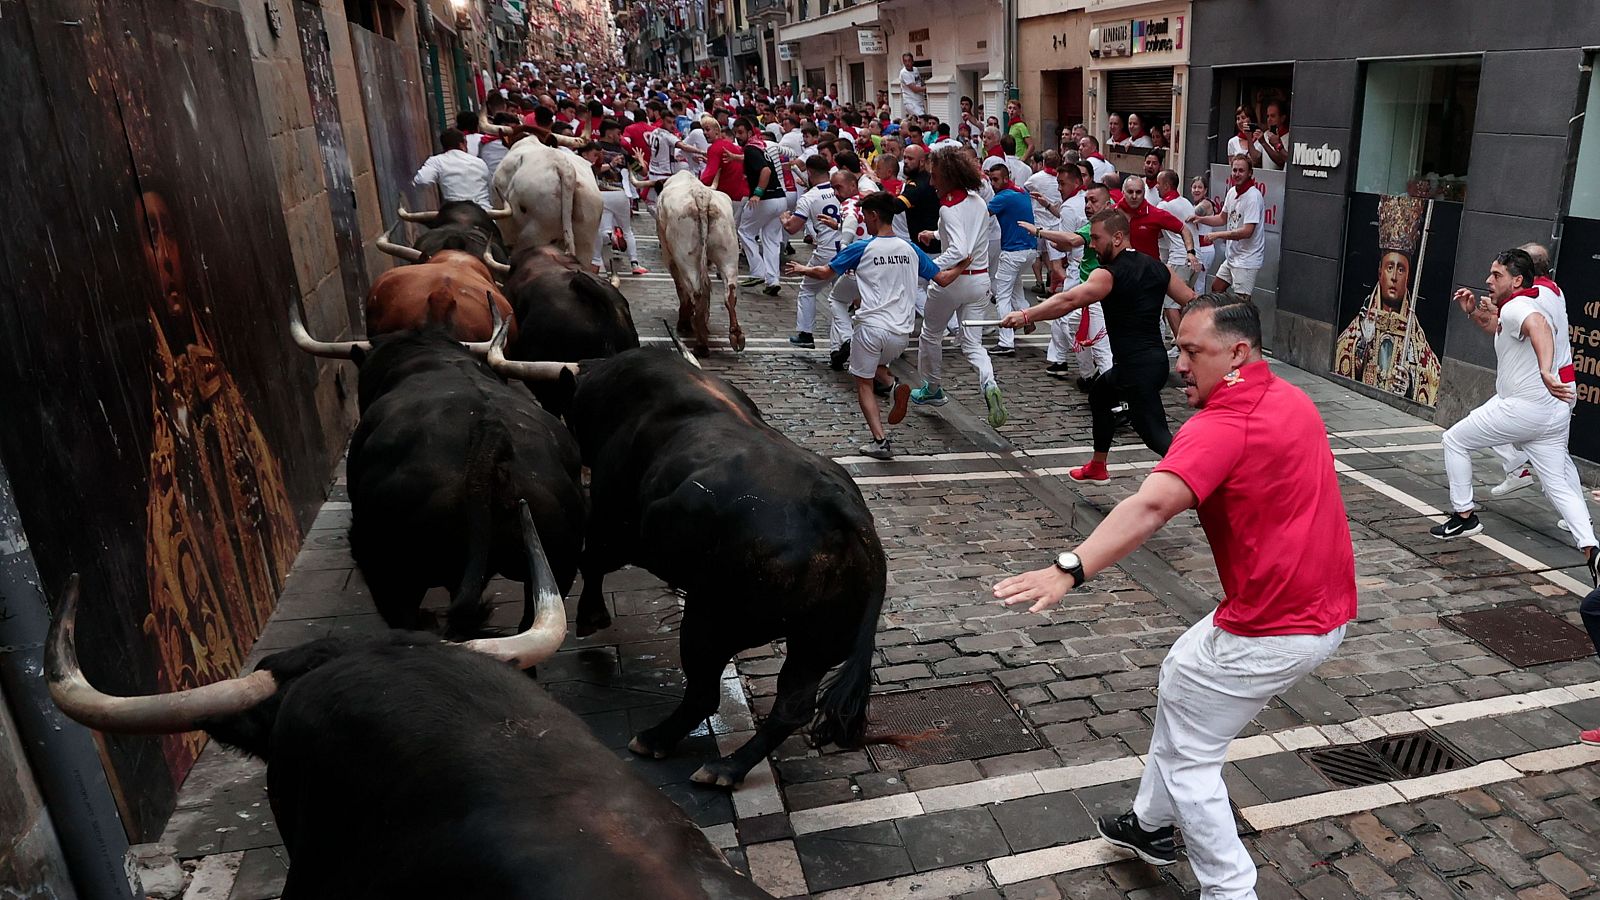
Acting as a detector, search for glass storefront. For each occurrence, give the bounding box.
[1354,58,1479,202]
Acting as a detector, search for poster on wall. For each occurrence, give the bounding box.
[1331,194,1463,408]
[1561,216,1600,463]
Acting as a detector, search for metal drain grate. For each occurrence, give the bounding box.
[865,681,1041,770]
[1440,604,1594,667]
[1304,731,1469,788]
[1371,731,1468,778]
[1303,744,1392,788]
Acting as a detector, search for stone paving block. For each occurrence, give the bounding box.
[1448,872,1521,900]
[1221,763,1270,809]
[1415,796,1491,842]
[228,847,288,900]
[1464,836,1543,887]
[1234,752,1331,803]
[1295,873,1359,900]
[1486,782,1561,823]
[1515,885,1571,900]
[794,821,915,893]
[1454,788,1503,817]
[1253,831,1322,881]
[1537,851,1595,892]
[897,807,1012,871]
[987,792,1097,853]
[1411,832,1476,874]
[1344,812,1413,866]
[905,761,985,792]
[1070,779,1141,824]
[1332,852,1397,894]
[1484,815,1551,856]
[1496,708,1583,751]
[747,839,809,898]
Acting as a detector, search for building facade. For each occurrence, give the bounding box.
[1185,0,1600,463]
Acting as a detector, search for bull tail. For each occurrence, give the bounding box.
[445,421,510,637]
[559,159,576,256]
[809,552,887,749]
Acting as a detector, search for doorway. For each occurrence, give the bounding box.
[848,62,865,104]
[1043,67,1082,150]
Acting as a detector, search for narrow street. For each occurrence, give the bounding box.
[166,213,1600,900]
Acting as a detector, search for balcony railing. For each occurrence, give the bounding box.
[748,0,786,21]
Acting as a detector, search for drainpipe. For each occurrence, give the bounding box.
[1001,0,1018,125]
[0,454,134,899]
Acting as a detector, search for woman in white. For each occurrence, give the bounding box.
[1188,175,1215,291]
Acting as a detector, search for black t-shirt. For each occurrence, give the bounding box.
[743,144,778,195]
[902,170,940,247]
[1101,248,1172,361]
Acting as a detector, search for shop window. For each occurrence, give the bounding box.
[1571,63,1600,220]
[1105,68,1176,157]
[1355,58,1478,202]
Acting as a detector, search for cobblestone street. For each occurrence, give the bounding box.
[169,215,1600,900]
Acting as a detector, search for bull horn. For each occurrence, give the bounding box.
[485,302,578,381]
[482,249,512,276]
[376,221,424,261]
[478,110,512,137]
[288,297,370,359]
[485,206,514,220]
[396,204,435,223]
[46,574,279,733]
[662,319,702,369]
[463,502,567,669]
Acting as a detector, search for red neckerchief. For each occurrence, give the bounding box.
[1237,129,1251,144]
[1117,198,1148,218]
[1233,177,1257,197]
[1145,175,1159,190]
[1087,152,1106,161]
[1536,276,1563,296]
[997,185,1023,195]
[1500,286,1539,309]
[1160,189,1180,202]
[940,189,969,207]
[1043,167,1057,176]
[1110,189,1124,204]
[1062,186,1083,200]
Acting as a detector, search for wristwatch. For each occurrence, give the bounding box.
[1054,551,1086,589]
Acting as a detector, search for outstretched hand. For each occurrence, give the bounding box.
[993,566,1076,613]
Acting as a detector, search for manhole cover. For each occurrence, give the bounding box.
[1440,604,1594,667]
[865,681,1041,770]
[1304,731,1470,787]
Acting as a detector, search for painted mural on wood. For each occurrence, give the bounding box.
[0,0,336,838]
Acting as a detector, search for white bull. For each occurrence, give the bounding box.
[655,171,744,353]
[491,138,601,265]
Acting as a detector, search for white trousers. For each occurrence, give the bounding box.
[995,248,1038,349]
[986,238,1002,295]
[593,190,638,267]
[737,197,787,286]
[918,274,996,391]
[796,249,837,334]
[827,276,860,350]
[1135,614,1345,900]
[1046,268,1083,364]
[1049,303,1113,378]
[1442,395,1597,548]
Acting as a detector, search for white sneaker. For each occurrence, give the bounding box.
[1490,467,1535,497]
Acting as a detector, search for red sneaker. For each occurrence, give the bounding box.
[1068,460,1111,483]
[1581,727,1600,746]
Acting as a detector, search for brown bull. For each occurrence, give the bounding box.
[367,249,517,343]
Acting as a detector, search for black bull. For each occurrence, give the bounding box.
[558,349,887,787]
[502,247,639,414]
[346,328,585,635]
[380,200,510,263]
[44,535,774,899]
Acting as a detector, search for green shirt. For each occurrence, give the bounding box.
[1008,121,1031,149]
[1077,223,1100,283]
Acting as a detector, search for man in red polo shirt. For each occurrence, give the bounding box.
[994,296,1355,900]
[1119,175,1199,265]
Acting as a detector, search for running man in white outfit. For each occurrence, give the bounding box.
[782,155,844,348]
[1025,177,1112,386]
[1430,248,1600,586]
[911,147,1009,429]
[787,191,966,460]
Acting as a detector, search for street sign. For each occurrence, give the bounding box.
[858,29,886,55]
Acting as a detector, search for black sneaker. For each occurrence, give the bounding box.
[991,346,1016,357]
[1045,362,1071,378]
[1429,512,1483,540]
[1097,811,1178,867]
[1587,547,1598,588]
[1075,375,1095,393]
[763,284,781,296]
[859,437,893,460]
[873,379,892,396]
[789,332,815,348]
[829,341,851,372]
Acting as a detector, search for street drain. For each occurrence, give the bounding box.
[1304,732,1469,788]
[865,681,1041,770]
[1440,603,1594,667]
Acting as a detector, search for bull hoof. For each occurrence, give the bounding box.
[610,273,621,289]
[692,342,711,356]
[676,319,695,337]
[628,735,670,759]
[690,759,746,789]
[729,330,746,352]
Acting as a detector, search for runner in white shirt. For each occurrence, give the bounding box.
[781,157,846,349]
[412,132,491,209]
[1155,168,1199,353]
[1024,151,1065,293]
[787,191,964,460]
[1190,156,1265,300]
[911,147,1008,429]
[1431,248,1599,588]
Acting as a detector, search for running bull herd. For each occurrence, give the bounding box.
[45,148,874,898]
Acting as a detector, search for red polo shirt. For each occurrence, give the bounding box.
[700,137,750,200]
[1117,199,1185,260]
[1153,361,1357,637]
